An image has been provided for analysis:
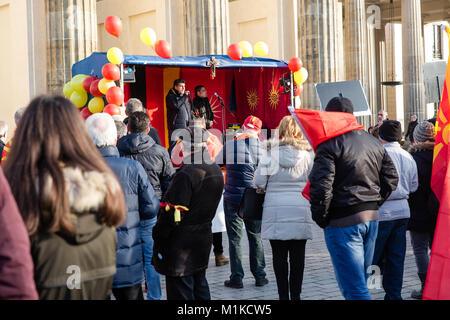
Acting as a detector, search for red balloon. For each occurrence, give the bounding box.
[104,16,122,38]
[106,87,124,106]
[102,63,121,81]
[103,104,121,116]
[155,40,172,59]
[295,84,304,96]
[289,57,303,73]
[90,79,103,97]
[83,76,97,92]
[228,44,243,61]
[81,107,93,120]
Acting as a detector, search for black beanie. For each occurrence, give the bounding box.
[325,96,354,114]
[379,120,402,142]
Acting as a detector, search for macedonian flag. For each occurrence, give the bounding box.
[423,25,450,300]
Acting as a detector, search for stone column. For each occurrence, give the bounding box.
[45,0,97,94]
[385,23,399,121]
[375,24,387,114]
[298,0,340,109]
[367,22,377,123]
[401,0,426,122]
[183,0,230,55]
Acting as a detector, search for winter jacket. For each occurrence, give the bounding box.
[254,139,315,240]
[408,142,440,233]
[117,132,175,200]
[99,146,160,288]
[309,130,399,228]
[0,140,5,158]
[192,97,214,128]
[152,161,224,277]
[378,142,418,221]
[217,132,263,205]
[166,88,192,135]
[0,168,38,300]
[31,167,121,300]
[405,120,418,143]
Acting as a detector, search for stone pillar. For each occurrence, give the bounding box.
[375,24,387,114]
[45,0,97,94]
[401,0,426,122]
[298,0,340,109]
[183,0,230,55]
[385,23,399,121]
[367,22,377,123]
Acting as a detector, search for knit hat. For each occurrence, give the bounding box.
[413,120,435,142]
[243,115,262,132]
[325,96,354,114]
[379,120,402,142]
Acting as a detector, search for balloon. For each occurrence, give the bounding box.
[254,41,269,57]
[104,16,122,38]
[238,41,253,58]
[98,78,116,95]
[140,28,157,47]
[70,90,88,109]
[102,63,121,81]
[295,85,304,96]
[107,47,124,65]
[90,79,103,97]
[63,82,74,98]
[228,44,243,60]
[88,97,105,114]
[106,87,124,106]
[81,107,93,120]
[83,76,97,92]
[103,104,121,116]
[294,67,309,85]
[288,57,303,73]
[155,40,172,59]
[70,74,88,93]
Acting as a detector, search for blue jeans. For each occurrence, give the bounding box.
[140,217,161,300]
[372,218,409,300]
[224,200,266,283]
[324,220,379,300]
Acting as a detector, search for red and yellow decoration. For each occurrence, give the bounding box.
[160,203,189,224]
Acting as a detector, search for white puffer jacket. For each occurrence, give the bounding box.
[254,139,314,240]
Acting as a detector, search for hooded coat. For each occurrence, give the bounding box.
[254,139,314,240]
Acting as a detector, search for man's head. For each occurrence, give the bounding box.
[410,115,417,122]
[14,107,26,125]
[325,97,354,114]
[378,120,402,143]
[195,85,207,98]
[377,110,388,123]
[85,113,117,148]
[115,120,127,140]
[173,79,186,95]
[242,115,262,134]
[413,120,435,143]
[128,111,150,134]
[0,121,8,142]
[125,98,144,117]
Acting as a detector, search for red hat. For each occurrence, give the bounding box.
[243,115,262,132]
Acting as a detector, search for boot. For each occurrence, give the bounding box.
[215,253,230,267]
[411,273,427,300]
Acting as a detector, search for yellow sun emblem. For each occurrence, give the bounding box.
[434,107,450,162]
[247,89,259,110]
[268,85,280,110]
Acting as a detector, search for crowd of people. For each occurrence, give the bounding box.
[0,78,440,301]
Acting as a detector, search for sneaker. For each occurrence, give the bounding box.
[224,280,243,289]
[255,278,269,287]
[215,254,230,267]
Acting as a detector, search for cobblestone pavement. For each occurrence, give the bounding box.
[156,224,422,300]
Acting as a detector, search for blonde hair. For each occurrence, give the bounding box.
[276,116,311,151]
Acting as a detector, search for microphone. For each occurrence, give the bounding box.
[214,92,223,100]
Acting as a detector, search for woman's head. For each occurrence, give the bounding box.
[276,116,311,151]
[4,95,125,235]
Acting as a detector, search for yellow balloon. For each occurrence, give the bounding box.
[98,78,116,95]
[70,74,88,93]
[88,97,105,114]
[294,67,309,85]
[140,28,157,47]
[107,47,124,65]
[63,82,74,98]
[254,41,269,57]
[238,41,253,58]
[70,90,88,109]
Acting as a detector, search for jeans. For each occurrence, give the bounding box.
[213,232,224,255]
[324,220,379,300]
[372,218,409,300]
[140,217,162,300]
[165,270,210,300]
[269,240,307,300]
[224,200,266,283]
[112,283,144,300]
[410,230,433,275]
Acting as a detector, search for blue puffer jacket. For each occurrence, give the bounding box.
[218,134,263,205]
[99,146,160,288]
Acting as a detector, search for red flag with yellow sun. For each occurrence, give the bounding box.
[423,25,450,300]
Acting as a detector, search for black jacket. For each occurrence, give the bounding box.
[0,140,4,157]
[152,161,224,277]
[309,130,399,228]
[192,97,214,128]
[405,120,418,143]
[408,142,439,233]
[117,133,175,200]
[166,88,192,135]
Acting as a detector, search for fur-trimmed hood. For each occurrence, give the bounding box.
[265,137,312,152]
[409,141,435,154]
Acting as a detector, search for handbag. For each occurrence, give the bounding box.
[238,177,269,221]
